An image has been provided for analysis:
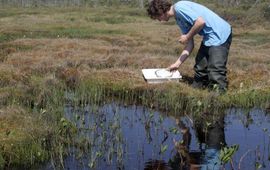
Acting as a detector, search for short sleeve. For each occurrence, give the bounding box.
[174,1,200,34]
[179,3,199,25]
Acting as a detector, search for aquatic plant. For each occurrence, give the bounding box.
[220,144,239,169]
[220,145,239,164]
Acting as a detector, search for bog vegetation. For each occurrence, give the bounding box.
[0,0,270,168]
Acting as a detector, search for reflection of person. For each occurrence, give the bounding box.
[147,0,232,92]
[144,159,171,170]
[169,112,226,170]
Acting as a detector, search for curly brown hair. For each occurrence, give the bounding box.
[147,0,172,19]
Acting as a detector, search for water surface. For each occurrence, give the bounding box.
[45,104,270,170]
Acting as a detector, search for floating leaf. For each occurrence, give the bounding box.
[149,111,154,119]
[169,127,179,134]
[159,115,164,123]
[160,145,168,154]
[256,162,262,169]
[96,152,102,158]
[75,114,80,121]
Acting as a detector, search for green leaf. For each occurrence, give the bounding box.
[160,145,168,154]
[220,144,239,164]
[256,162,262,169]
[149,111,154,119]
[169,127,179,134]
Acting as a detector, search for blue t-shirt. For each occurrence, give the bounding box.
[174,1,231,46]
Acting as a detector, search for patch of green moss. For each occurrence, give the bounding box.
[85,15,136,24]
[235,32,270,46]
[0,27,126,43]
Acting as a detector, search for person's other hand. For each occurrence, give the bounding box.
[178,34,189,44]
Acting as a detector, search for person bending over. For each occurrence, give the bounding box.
[147,0,232,93]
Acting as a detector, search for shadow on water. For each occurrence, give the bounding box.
[44,103,270,170]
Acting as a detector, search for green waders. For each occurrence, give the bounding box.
[193,33,232,92]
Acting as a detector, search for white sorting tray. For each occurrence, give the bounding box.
[142,68,182,84]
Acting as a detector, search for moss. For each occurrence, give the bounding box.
[85,15,136,24]
[0,34,13,43]
[234,32,270,46]
[0,28,126,44]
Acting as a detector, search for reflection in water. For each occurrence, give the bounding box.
[169,112,226,170]
[144,160,171,170]
[43,104,270,170]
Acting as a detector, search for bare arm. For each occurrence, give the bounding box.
[179,16,205,44]
[167,39,194,71]
[167,17,205,71]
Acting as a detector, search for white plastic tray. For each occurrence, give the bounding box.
[142,68,182,84]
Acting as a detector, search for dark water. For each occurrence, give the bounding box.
[45,104,270,170]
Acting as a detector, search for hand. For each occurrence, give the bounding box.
[178,34,189,44]
[167,62,180,72]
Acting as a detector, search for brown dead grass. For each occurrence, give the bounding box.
[0,7,269,100]
[0,106,39,143]
[1,31,269,93]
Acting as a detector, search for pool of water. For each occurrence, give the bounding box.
[45,103,270,170]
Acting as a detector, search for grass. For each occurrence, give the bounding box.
[234,32,270,46]
[0,4,270,168]
[0,106,49,168]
